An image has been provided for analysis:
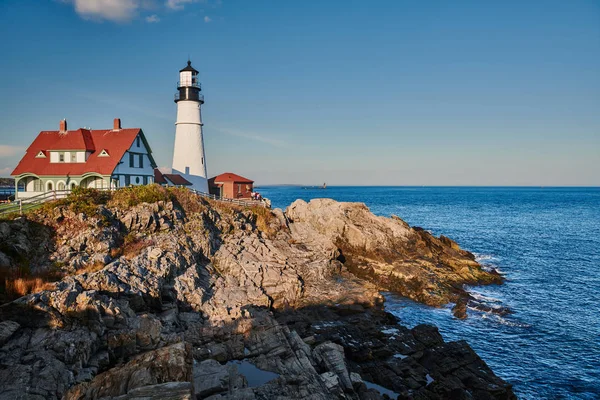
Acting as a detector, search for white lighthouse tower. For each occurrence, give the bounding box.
[172,60,209,193]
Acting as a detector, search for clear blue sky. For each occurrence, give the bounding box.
[0,0,598,185]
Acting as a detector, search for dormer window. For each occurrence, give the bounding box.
[59,153,64,162]
[98,149,110,157]
[136,136,141,147]
[71,152,77,162]
[35,151,46,158]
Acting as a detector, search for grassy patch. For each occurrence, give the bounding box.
[40,187,110,216]
[109,184,172,208]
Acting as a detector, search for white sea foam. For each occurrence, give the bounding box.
[469,291,502,304]
[481,313,531,328]
[474,253,500,263]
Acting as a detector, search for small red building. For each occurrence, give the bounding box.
[208,172,254,199]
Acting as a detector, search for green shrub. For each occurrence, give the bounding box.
[109,184,173,208]
[40,187,110,216]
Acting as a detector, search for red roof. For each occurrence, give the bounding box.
[211,172,254,184]
[154,169,192,186]
[164,174,192,186]
[11,128,150,177]
[154,168,167,184]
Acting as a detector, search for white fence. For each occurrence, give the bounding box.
[0,190,71,217]
[188,189,268,208]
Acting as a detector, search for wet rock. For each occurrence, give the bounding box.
[193,359,248,398]
[452,298,468,319]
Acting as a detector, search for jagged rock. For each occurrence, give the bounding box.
[0,320,20,345]
[64,342,192,399]
[193,359,248,398]
[0,193,515,400]
[112,382,194,400]
[0,251,10,268]
[286,199,501,306]
[313,342,353,391]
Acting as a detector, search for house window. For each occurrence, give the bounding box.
[143,176,147,185]
[59,153,64,162]
[47,182,53,191]
[34,180,43,192]
[58,182,65,190]
[136,136,141,147]
[129,153,134,168]
[70,182,77,189]
[125,175,130,186]
[71,152,76,162]
[135,177,140,184]
[237,184,241,193]
[139,154,143,168]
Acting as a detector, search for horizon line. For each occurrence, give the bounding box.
[254,184,600,188]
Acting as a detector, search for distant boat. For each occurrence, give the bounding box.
[321,182,327,189]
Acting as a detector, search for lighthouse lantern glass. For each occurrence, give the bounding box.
[180,71,192,86]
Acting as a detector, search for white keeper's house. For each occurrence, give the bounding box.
[11,118,157,198]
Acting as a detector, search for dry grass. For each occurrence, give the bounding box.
[110,247,123,259]
[5,277,55,298]
[249,205,277,237]
[0,266,63,303]
[75,262,105,275]
[121,233,154,259]
[169,187,207,214]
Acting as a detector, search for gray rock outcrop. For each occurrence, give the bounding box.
[0,189,515,399]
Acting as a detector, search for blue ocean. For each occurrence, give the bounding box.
[257,186,600,400]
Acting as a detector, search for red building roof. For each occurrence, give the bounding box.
[154,168,167,184]
[211,172,254,184]
[11,126,150,177]
[154,168,192,186]
[163,174,192,186]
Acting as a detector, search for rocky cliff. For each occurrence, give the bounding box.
[0,188,515,399]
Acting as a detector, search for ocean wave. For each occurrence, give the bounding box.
[469,291,503,304]
[474,253,501,263]
[480,313,531,328]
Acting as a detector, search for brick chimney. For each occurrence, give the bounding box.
[113,118,121,130]
[59,119,67,134]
